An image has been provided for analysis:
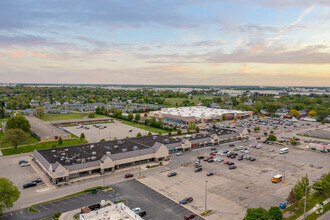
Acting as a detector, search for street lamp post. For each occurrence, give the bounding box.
[283,156,286,183]
[205,180,208,213]
[303,185,308,220]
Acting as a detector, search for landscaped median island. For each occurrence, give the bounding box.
[28,186,110,213]
[201,210,212,216]
[1,138,88,156]
[41,113,106,121]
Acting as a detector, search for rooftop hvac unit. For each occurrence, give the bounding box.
[51,150,56,153]
[227,131,230,133]
[133,146,139,151]
[91,156,97,160]
[60,156,66,161]
[87,157,91,161]
[61,152,66,156]
[106,151,111,155]
[90,145,94,149]
[92,151,97,156]
[76,159,82,163]
[114,145,119,149]
[64,149,69,152]
[153,136,157,139]
[122,148,127,153]
[81,158,86,163]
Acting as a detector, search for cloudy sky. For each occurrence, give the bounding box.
[1,0,330,86]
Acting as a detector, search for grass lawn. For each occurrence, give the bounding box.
[0,131,39,148]
[163,95,213,107]
[1,138,88,156]
[306,200,330,220]
[41,113,106,121]
[283,190,330,219]
[118,120,167,134]
[0,118,9,123]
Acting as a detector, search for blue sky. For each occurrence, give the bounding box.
[1,0,330,86]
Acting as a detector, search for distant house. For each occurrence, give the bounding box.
[30,99,39,107]
[22,108,36,115]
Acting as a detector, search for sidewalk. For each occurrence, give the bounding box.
[296,197,330,220]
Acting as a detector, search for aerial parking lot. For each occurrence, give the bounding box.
[139,140,330,220]
[65,120,151,143]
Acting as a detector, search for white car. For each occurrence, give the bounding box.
[176,151,183,156]
[217,152,226,156]
[215,158,224,162]
[20,162,30,167]
[133,207,141,213]
[243,150,250,154]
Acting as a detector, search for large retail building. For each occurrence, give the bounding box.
[149,106,253,124]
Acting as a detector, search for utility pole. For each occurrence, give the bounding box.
[303,185,308,220]
[205,180,208,214]
[283,156,286,183]
[103,173,105,187]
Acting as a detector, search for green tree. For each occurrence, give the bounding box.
[177,129,182,135]
[58,137,63,145]
[144,113,147,117]
[88,113,95,118]
[80,133,85,140]
[168,131,171,136]
[264,132,268,136]
[134,113,141,122]
[268,206,283,220]
[0,108,7,119]
[1,129,30,150]
[196,126,200,133]
[6,116,31,132]
[128,112,134,121]
[286,188,297,207]
[247,129,251,133]
[113,137,118,140]
[265,103,278,115]
[0,177,20,215]
[294,175,310,200]
[266,135,276,141]
[211,119,217,126]
[100,139,105,142]
[136,132,142,137]
[312,174,330,195]
[147,131,152,136]
[35,106,45,119]
[270,130,274,134]
[253,102,264,113]
[188,122,197,130]
[243,207,269,220]
[222,114,227,121]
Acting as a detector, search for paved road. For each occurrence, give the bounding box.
[111,179,203,220]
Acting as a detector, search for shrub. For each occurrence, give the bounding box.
[146,165,150,168]
[54,212,61,218]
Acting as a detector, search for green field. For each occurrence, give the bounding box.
[163,95,213,107]
[1,138,88,156]
[118,120,167,134]
[41,113,106,121]
[0,131,39,148]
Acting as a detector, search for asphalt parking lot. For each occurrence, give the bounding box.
[0,154,42,191]
[140,139,330,220]
[65,120,152,143]
[111,179,203,220]
[3,190,111,220]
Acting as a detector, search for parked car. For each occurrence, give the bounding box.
[197,155,204,159]
[210,152,216,156]
[20,162,30,167]
[184,213,197,219]
[176,151,183,156]
[133,207,141,213]
[229,144,235,147]
[256,137,261,140]
[194,167,203,172]
[224,161,230,165]
[217,152,226,156]
[250,157,256,161]
[228,162,235,165]
[23,182,37,189]
[211,147,216,151]
[31,178,42,184]
[136,210,146,217]
[228,165,237,169]
[215,158,224,162]
[270,148,274,152]
[125,173,133,178]
[206,172,214,176]
[238,155,244,160]
[181,197,193,204]
[256,145,262,149]
[234,148,239,151]
[223,150,229,154]
[207,159,214,163]
[128,129,133,132]
[19,160,28,165]
[168,172,177,177]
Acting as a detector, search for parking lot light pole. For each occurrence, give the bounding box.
[205,180,208,214]
[283,156,286,183]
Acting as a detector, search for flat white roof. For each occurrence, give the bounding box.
[153,106,251,118]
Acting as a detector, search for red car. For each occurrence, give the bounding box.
[184,213,197,219]
[224,161,230,165]
[210,152,216,156]
[294,138,300,141]
[204,156,213,161]
[125,173,133,178]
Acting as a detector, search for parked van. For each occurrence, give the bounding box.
[272,174,282,183]
[279,148,289,154]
